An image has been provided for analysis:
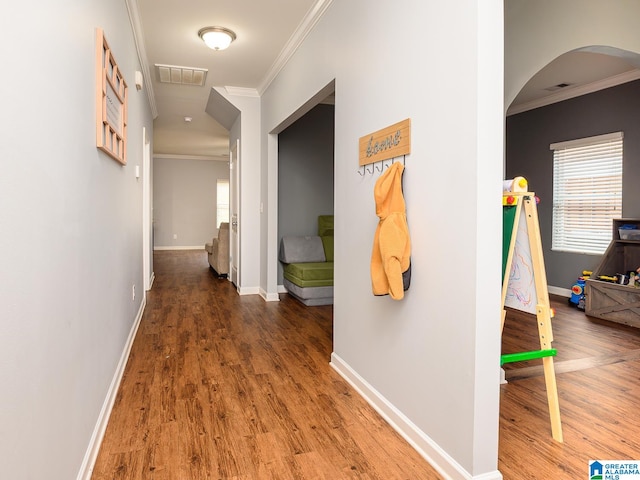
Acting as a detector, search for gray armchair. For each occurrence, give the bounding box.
[205,222,230,277]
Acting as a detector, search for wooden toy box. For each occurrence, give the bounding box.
[585,218,640,328]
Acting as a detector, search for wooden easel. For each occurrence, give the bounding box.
[502,191,563,442]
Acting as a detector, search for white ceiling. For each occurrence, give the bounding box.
[508,50,640,115]
[137,0,320,159]
[134,1,640,158]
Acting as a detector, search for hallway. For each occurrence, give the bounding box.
[91,250,442,479]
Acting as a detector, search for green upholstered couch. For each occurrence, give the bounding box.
[279,215,333,306]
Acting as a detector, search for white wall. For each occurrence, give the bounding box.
[261,1,504,478]
[153,156,229,248]
[0,1,153,478]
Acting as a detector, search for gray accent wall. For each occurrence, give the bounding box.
[153,157,230,248]
[277,104,335,284]
[506,79,640,291]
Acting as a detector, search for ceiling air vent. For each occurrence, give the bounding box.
[155,64,208,86]
[544,82,572,92]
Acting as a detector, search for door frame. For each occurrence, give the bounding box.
[142,127,153,291]
[230,138,240,289]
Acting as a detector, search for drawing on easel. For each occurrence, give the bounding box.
[505,206,537,314]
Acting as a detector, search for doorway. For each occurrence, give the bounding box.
[276,100,335,295]
[501,44,640,475]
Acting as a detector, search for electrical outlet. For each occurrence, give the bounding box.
[132,285,136,301]
[173,233,178,239]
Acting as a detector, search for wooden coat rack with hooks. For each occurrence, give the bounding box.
[357,118,410,176]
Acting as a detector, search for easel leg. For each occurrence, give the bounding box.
[536,304,563,442]
[542,356,563,442]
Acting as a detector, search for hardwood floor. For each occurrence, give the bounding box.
[91,250,442,479]
[499,296,640,478]
[92,250,640,479]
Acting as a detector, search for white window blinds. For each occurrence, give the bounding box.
[551,132,623,255]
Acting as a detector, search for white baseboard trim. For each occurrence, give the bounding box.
[235,286,279,302]
[237,286,260,296]
[548,285,571,298]
[277,284,287,294]
[147,272,155,290]
[260,287,280,302]
[330,353,502,480]
[76,295,147,480]
[153,246,204,251]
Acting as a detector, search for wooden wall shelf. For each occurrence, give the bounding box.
[95,28,128,165]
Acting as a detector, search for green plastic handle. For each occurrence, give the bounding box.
[501,349,557,366]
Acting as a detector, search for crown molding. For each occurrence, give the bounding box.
[125,0,158,119]
[507,69,640,116]
[223,86,260,97]
[257,0,333,95]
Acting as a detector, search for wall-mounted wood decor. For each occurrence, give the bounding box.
[96,28,128,165]
[359,118,411,166]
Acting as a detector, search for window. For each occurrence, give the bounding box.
[551,132,623,255]
[217,179,229,228]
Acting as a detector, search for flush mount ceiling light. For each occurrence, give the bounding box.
[198,26,236,51]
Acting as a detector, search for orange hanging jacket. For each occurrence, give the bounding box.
[370,162,411,300]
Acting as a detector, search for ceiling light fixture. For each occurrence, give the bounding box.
[198,26,236,51]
